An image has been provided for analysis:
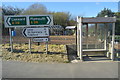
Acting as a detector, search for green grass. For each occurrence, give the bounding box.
[2,44,69,63]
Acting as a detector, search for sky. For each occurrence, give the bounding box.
[2,2,119,17]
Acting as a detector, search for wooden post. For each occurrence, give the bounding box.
[104,23,108,50]
[104,23,108,57]
[86,24,88,49]
[95,23,97,49]
[77,16,83,60]
[107,31,111,58]
[111,23,115,60]
[77,16,80,57]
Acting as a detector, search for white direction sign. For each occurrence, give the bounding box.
[22,27,49,37]
[33,38,49,42]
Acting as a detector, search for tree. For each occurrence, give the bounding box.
[22,3,74,28]
[115,12,120,35]
[22,3,47,15]
[97,8,115,17]
[67,18,77,26]
[0,6,2,36]
[97,8,120,35]
[2,5,24,15]
[0,6,2,23]
[2,5,24,35]
[50,12,71,28]
[115,12,120,18]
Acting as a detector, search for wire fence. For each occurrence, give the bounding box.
[2,35,76,45]
[2,25,76,45]
[2,27,120,50]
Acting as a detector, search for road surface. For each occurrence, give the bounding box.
[2,60,118,78]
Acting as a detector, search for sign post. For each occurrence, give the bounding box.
[46,42,48,54]
[4,15,53,53]
[33,38,49,54]
[9,28,13,52]
[29,38,32,54]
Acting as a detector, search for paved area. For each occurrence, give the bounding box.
[2,60,118,78]
[0,58,2,79]
[83,56,114,61]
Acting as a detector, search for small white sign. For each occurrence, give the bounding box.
[33,38,49,42]
[22,27,49,37]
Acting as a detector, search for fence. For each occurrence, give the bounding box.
[2,35,76,45]
[2,26,77,45]
[2,27,120,49]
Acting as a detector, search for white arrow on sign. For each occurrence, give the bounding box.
[22,27,49,37]
[33,38,49,42]
[47,16,50,24]
[7,17,11,26]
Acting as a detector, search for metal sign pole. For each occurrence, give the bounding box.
[46,42,48,54]
[9,28,13,52]
[29,38,31,53]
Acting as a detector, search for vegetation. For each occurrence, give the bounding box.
[2,5,24,15]
[2,5,24,35]
[49,12,71,28]
[97,8,120,35]
[1,3,120,63]
[22,3,76,28]
[2,44,68,63]
[97,8,115,17]
[2,4,120,35]
[0,6,2,33]
[22,3,47,15]
[115,12,120,35]
[2,3,77,36]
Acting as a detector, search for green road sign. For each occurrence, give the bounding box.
[29,16,51,25]
[4,15,53,28]
[6,17,27,26]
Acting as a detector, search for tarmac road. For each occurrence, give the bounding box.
[0,58,2,79]
[2,60,119,78]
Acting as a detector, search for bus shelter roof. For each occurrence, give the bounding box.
[82,17,116,23]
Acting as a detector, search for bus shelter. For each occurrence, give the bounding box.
[77,17,116,61]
